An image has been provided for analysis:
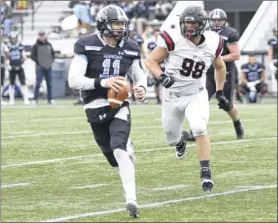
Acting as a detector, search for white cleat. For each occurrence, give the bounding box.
[24,99,31,105]
[1,100,7,105]
[126,199,139,218]
[9,100,15,105]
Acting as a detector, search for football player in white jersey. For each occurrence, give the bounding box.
[145,5,229,191]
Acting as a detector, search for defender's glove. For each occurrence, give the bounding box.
[159,73,174,88]
[216,90,230,111]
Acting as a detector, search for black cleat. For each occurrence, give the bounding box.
[187,129,196,141]
[126,202,139,218]
[175,130,189,159]
[200,167,214,192]
[234,120,244,139]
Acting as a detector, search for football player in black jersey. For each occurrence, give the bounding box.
[68,5,147,218]
[7,32,30,105]
[268,27,277,80]
[239,54,268,103]
[187,8,244,141]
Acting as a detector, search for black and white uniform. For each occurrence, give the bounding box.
[68,33,147,155]
[206,26,240,110]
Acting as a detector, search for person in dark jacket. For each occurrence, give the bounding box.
[31,30,55,104]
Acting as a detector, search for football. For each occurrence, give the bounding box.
[107,80,129,108]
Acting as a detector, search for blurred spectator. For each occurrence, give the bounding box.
[267,27,277,78]
[31,30,55,105]
[127,23,146,103]
[132,1,149,34]
[0,0,13,37]
[146,29,162,104]
[238,55,268,103]
[73,1,92,35]
[155,1,173,21]
[1,40,9,105]
[7,31,30,105]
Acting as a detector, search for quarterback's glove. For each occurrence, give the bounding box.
[216,90,230,112]
[159,73,174,88]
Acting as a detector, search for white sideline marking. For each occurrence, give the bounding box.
[1,183,31,188]
[2,137,276,169]
[72,184,110,189]
[40,184,277,222]
[152,184,190,191]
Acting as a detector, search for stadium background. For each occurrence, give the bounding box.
[1,0,277,100]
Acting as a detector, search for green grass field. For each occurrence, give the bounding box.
[1,99,277,222]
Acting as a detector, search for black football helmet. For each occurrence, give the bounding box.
[209,8,227,31]
[96,4,130,42]
[179,6,208,39]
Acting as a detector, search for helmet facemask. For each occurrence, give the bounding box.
[104,19,130,42]
[210,19,226,31]
[180,19,207,40]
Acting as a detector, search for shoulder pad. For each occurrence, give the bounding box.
[225,27,239,43]
[204,31,223,57]
[159,29,180,52]
[241,63,249,71]
[122,39,140,58]
[74,34,103,54]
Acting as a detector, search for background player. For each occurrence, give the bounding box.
[238,54,268,103]
[187,8,244,141]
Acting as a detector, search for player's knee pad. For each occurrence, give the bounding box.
[190,120,208,137]
[103,151,118,167]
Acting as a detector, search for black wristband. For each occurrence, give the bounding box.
[94,78,102,88]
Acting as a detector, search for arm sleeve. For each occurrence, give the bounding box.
[156,34,168,49]
[227,30,239,45]
[215,36,224,58]
[128,59,147,90]
[158,31,175,51]
[257,63,265,73]
[68,54,97,90]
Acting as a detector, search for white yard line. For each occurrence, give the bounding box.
[4,116,275,137]
[1,154,103,168]
[152,185,190,191]
[1,183,31,188]
[40,184,277,222]
[72,184,110,189]
[2,137,276,169]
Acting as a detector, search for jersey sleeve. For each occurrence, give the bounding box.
[157,31,175,52]
[215,36,224,58]
[74,38,86,54]
[123,39,141,60]
[227,30,239,45]
[267,38,274,46]
[241,63,249,72]
[257,63,265,73]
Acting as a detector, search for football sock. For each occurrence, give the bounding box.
[200,160,210,169]
[233,119,241,126]
[113,149,136,201]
